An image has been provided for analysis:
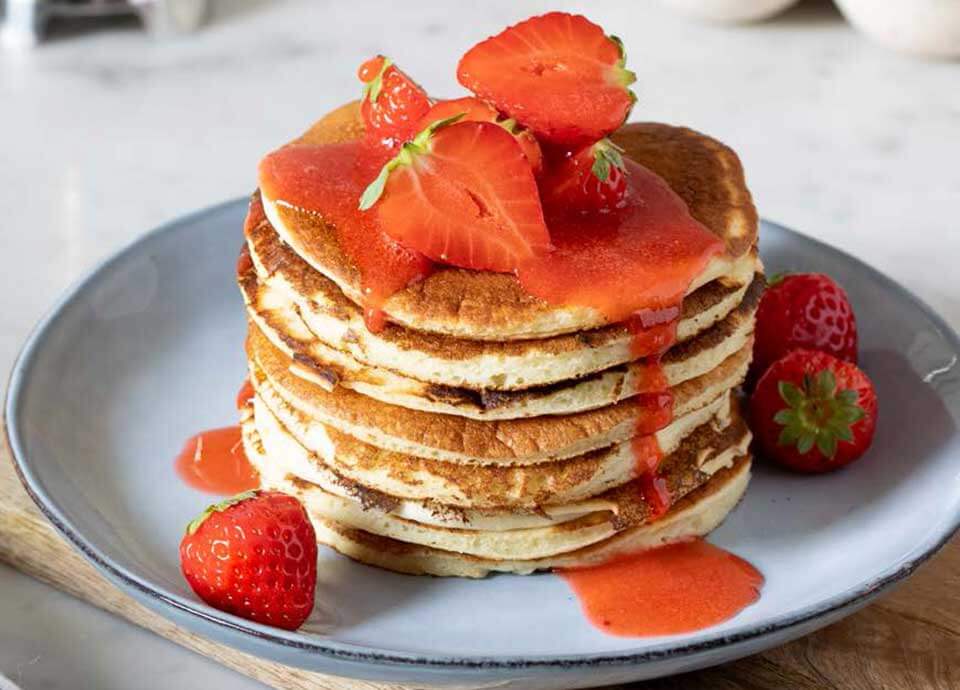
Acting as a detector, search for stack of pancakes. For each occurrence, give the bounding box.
[238,103,761,578]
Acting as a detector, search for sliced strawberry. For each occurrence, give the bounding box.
[416,96,499,128]
[357,55,431,149]
[416,98,544,176]
[457,12,637,147]
[541,138,628,214]
[359,119,552,273]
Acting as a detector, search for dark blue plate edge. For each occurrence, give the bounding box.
[4,202,960,673]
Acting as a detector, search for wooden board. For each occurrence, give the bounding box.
[2,424,959,689]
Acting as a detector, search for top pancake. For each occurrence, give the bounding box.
[259,101,758,340]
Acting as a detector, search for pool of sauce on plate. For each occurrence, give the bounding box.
[558,539,763,637]
[174,426,258,495]
[174,381,260,495]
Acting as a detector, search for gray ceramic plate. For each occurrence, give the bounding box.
[6,200,960,689]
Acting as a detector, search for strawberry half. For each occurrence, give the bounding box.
[416,97,543,175]
[752,272,859,381]
[416,96,499,126]
[359,118,551,273]
[541,138,628,214]
[457,12,637,147]
[358,55,431,150]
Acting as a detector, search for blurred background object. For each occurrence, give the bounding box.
[659,0,803,24]
[657,0,959,57]
[833,0,960,59]
[0,0,208,47]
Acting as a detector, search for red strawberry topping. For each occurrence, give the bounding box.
[750,349,877,474]
[359,119,551,273]
[753,272,858,379]
[180,490,317,630]
[541,138,628,214]
[416,97,543,175]
[416,96,499,127]
[457,12,637,147]
[357,55,431,150]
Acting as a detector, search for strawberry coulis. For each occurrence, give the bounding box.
[236,379,255,410]
[558,538,763,637]
[174,425,259,496]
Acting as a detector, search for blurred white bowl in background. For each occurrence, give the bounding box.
[658,0,801,23]
[834,0,960,58]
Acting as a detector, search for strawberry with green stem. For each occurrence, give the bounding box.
[541,138,628,214]
[180,490,317,630]
[358,55,431,150]
[750,349,877,473]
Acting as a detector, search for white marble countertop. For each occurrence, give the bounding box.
[0,0,957,687]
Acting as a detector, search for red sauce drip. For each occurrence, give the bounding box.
[236,379,255,410]
[628,305,681,358]
[627,323,675,515]
[517,160,724,323]
[631,391,674,436]
[631,434,663,475]
[258,142,433,332]
[632,426,670,520]
[174,427,259,496]
[638,472,672,520]
[558,539,764,637]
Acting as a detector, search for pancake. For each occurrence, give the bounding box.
[243,405,751,560]
[244,205,762,392]
[304,456,750,577]
[259,101,758,340]
[253,374,737,508]
[243,258,760,419]
[248,323,752,464]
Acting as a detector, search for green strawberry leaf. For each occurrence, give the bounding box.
[358,114,466,211]
[778,381,804,408]
[772,365,866,459]
[591,139,626,183]
[609,35,637,87]
[358,165,392,211]
[186,490,258,535]
[766,271,795,287]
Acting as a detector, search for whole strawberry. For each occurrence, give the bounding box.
[541,139,628,214]
[180,491,317,630]
[750,349,877,473]
[753,272,858,379]
[358,55,431,150]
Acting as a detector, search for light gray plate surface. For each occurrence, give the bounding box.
[6,200,960,688]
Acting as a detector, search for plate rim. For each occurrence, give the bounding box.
[5,200,960,672]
